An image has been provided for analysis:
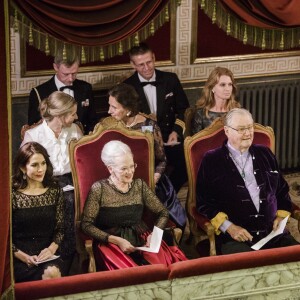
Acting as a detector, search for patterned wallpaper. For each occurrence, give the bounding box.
[10,0,300,97]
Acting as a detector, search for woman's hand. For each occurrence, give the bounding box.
[146,233,152,247]
[26,254,38,267]
[37,247,54,262]
[109,235,135,254]
[14,249,38,267]
[154,173,161,184]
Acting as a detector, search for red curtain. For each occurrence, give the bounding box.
[12,0,170,46]
[199,0,300,50]
[0,0,12,298]
[11,0,177,62]
[221,0,300,28]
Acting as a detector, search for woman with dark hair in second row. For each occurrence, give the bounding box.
[12,142,66,282]
[106,83,186,230]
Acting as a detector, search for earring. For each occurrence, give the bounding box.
[23,173,26,180]
[126,111,131,117]
[212,90,215,93]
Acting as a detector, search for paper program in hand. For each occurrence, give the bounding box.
[136,226,163,253]
[251,215,289,250]
[36,255,60,265]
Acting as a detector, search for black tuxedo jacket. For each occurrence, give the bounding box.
[124,69,189,142]
[28,76,97,134]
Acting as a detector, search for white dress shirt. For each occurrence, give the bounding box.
[21,120,82,176]
[138,73,157,115]
[55,76,74,97]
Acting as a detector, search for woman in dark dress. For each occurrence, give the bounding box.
[12,142,65,282]
[81,140,187,271]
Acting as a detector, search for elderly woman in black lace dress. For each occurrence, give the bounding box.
[81,140,187,270]
[12,142,65,282]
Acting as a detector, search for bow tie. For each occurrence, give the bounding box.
[140,81,158,87]
[59,85,75,91]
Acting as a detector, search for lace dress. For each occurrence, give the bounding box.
[12,185,65,282]
[192,108,226,135]
[81,178,187,270]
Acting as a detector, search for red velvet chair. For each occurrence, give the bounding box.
[184,117,300,256]
[69,121,156,272]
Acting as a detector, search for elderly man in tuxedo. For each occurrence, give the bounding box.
[197,108,299,254]
[28,52,97,134]
[124,43,190,193]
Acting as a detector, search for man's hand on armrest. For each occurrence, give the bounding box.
[226,224,253,242]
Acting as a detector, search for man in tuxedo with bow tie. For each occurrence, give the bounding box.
[124,43,190,192]
[27,52,97,134]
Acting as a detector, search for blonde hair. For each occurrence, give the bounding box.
[101,140,133,167]
[196,67,240,117]
[40,91,76,121]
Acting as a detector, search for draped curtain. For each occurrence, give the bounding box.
[1,0,12,298]
[11,0,180,63]
[198,0,300,50]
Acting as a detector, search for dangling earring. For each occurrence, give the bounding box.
[126,111,131,117]
[23,173,26,180]
[212,90,215,93]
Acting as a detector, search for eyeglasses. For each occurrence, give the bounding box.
[114,163,137,174]
[227,124,254,134]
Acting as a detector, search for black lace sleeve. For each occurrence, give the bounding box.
[53,187,65,246]
[81,181,110,243]
[141,180,169,229]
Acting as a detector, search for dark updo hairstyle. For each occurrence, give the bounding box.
[108,83,140,116]
[12,142,55,189]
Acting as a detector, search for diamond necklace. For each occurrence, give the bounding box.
[229,152,251,179]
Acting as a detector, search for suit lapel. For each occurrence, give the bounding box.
[155,71,165,119]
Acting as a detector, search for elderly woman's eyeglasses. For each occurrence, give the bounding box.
[114,163,137,174]
[227,124,254,134]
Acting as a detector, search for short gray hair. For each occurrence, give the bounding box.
[224,108,253,127]
[101,140,133,167]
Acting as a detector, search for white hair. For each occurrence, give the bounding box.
[225,108,253,127]
[101,140,133,167]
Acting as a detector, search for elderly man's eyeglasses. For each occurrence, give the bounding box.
[114,163,137,174]
[227,124,254,134]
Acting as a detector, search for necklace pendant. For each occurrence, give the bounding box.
[241,170,245,179]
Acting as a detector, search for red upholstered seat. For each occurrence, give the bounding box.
[69,122,155,272]
[184,117,280,256]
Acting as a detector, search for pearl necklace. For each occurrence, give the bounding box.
[108,176,132,193]
[125,115,137,128]
[229,152,251,180]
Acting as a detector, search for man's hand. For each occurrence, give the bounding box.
[227,224,253,242]
[167,131,178,144]
[273,216,284,231]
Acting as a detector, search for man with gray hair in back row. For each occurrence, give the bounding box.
[197,108,299,254]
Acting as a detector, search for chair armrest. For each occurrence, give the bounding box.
[192,207,215,236]
[85,240,96,273]
[165,219,182,245]
[192,207,216,256]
